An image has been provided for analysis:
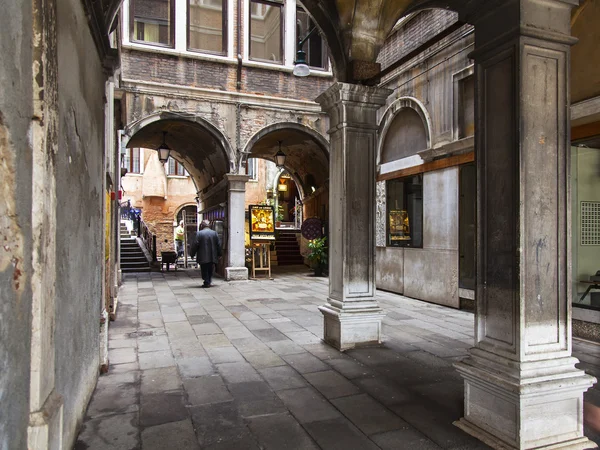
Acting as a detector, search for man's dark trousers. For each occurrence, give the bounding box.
[200,262,214,287]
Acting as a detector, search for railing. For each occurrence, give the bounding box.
[120,200,140,233]
[139,218,157,262]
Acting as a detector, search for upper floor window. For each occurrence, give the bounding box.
[296,7,328,70]
[167,158,187,176]
[249,0,283,63]
[246,157,258,180]
[188,0,227,54]
[122,148,141,174]
[130,0,175,47]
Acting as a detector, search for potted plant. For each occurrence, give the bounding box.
[307,237,327,276]
[275,205,284,227]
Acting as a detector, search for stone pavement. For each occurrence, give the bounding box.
[75,267,600,450]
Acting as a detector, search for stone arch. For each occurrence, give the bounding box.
[377,97,432,165]
[174,202,198,222]
[122,111,234,192]
[241,122,329,169]
[123,111,235,167]
[241,122,329,198]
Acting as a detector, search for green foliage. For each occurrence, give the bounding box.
[276,205,284,221]
[307,237,327,267]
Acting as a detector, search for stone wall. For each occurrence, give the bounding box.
[0,0,109,446]
[54,0,107,445]
[0,0,34,447]
[375,10,472,308]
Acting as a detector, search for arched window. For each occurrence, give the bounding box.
[380,108,428,164]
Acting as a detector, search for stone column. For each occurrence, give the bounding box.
[455,1,596,448]
[316,83,391,351]
[225,174,250,281]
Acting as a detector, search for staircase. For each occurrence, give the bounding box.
[120,222,151,273]
[274,231,304,266]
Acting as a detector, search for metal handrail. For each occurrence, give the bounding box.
[138,218,157,262]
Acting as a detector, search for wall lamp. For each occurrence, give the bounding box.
[157,131,171,164]
[275,141,286,167]
[293,27,317,77]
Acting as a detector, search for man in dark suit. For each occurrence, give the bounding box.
[190,220,222,287]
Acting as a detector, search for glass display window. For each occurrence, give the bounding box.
[386,175,423,248]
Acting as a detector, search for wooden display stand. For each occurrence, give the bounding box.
[251,241,271,279]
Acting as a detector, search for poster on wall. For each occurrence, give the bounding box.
[389,209,410,246]
[249,205,276,241]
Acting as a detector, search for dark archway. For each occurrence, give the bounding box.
[123,112,233,192]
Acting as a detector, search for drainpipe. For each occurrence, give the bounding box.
[236,0,242,90]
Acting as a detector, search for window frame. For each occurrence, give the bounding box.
[246,157,258,181]
[167,157,187,176]
[187,0,228,55]
[385,174,424,249]
[129,0,176,48]
[248,0,284,65]
[122,148,141,174]
[296,6,328,70]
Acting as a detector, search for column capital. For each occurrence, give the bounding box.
[224,173,250,183]
[316,82,392,111]
[316,83,392,134]
[224,173,250,191]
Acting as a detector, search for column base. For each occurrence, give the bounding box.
[27,390,64,450]
[225,266,248,281]
[455,418,596,450]
[319,303,385,351]
[455,349,597,449]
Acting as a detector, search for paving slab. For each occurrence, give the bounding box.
[246,413,320,450]
[259,366,308,390]
[276,387,342,423]
[74,412,139,450]
[141,367,182,394]
[332,393,407,436]
[139,391,188,427]
[217,361,263,384]
[183,374,232,405]
[141,419,200,450]
[303,417,381,450]
[303,370,361,399]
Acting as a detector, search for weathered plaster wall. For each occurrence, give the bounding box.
[0,0,34,447]
[54,0,106,445]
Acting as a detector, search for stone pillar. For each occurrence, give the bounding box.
[455,1,596,448]
[225,174,250,281]
[316,83,391,351]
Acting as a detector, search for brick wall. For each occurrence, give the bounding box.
[121,49,333,101]
[378,10,459,70]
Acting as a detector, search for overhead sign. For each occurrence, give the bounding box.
[249,205,276,241]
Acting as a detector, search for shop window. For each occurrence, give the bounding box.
[188,0,227,54]
[130,0,175,47]
[249,0,283,63]
[386,175,423,248]
[167,158,187,176]
[122,148,141,174]
[296,7,328,70]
